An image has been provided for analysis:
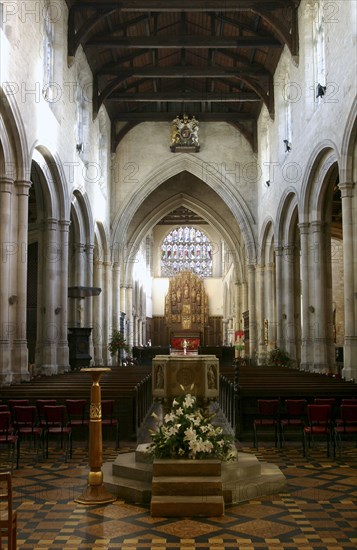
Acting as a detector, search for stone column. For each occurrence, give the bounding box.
[93,257,104,365]
[0,177,13,384]
[57,220,70,373]
[274,246,284,349]
[299,222,312,371]
[284,245,297,363]
[247,264,257,358]
[311,221,328,373]
[256,264,266,363]
[103,260,112,364]
[120,284,126,323]
[40,218,59,376]
[85,243,95,363]
[339,182,357,380]
[12,180,31,382]
[266,262,276,351]
[126,284,133,349]
[112,261,120,331]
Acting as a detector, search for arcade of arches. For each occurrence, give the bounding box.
[0,0,356,386]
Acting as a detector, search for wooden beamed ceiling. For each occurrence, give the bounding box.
[65,0,300,152]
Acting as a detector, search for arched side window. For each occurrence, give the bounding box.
[161,226,213,277]
[42,2,54,100]
[313,0,326,91]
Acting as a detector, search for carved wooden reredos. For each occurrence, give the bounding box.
[165,271,208,332]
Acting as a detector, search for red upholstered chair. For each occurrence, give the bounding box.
[12,406,43,466]
[65,400,89,436]
[43,405,72,461]
[0,471,17,550]
[36,399,57,429]
[280,399,307,446]
[303,404,333,457]
[253,399,280,449]
[101,400,119,448]
[0,412,18,471]
[333,404,357,458]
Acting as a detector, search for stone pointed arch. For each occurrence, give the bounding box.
[0,85,29,180]
[71,189,95,245]
[340,100,357,182]
[112,153,257,265]
[275,187,299,246]
[31,147,70,221]
[121,192,245,286]
[300,142,340,223]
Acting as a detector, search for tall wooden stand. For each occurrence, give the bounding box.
[75,368,116,505]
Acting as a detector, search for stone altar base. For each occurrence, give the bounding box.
[102,444,286,514]
[152,354,220,405]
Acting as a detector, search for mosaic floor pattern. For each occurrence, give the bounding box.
[1,438,356,549]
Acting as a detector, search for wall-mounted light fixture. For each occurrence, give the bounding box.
[76,143,84,154]
[283,139,291,152]
[309,305,315,313]
[316,83,326,98]
[9,295,18,305]
[55,307,62,315]
[265,180,271,187]
[282,313,287,319]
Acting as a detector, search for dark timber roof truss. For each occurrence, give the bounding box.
[66,1,300,152]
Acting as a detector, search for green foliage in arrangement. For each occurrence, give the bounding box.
[108,329,129,356]
[148,386,236,461]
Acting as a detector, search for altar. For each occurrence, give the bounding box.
[152,354,219,403]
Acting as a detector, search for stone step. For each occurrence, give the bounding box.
[151,475,222,496]
[152,458,221,477]
[150,495,224,517]
[221,452,261,480]
[102,462,151,503]
[111,452,152,482]
[223,463,286,504]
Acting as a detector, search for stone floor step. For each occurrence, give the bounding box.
[103,462,151,503]
[111,452,152,482]
[150,495,224,517]
[152,459,221,477]
[151,475,222,496]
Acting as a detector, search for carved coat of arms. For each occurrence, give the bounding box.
[170,114,200,152]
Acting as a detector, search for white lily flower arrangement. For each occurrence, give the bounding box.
[148,386,236,461]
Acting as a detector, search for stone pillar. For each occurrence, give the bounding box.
[266,262,276,351]
[274,246,284,349]
[93,258,104,365]
[112,261,120,331]
[120,284,126,324]
[103,260,112,364]
[284,245,297,363]
[126,284,133,349]
[57,220,70,373]
[0,177,13,384]
[299,222,312,371]
[12,180,31,382]
[241,281,248,314]
[339,182,357,380]
[39,218,59,376]
[311,221,328,373]
[85,243,95,363]
[248,264,257,358]
[256,264,266,363]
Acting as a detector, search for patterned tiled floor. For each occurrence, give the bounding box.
[1,436,356,550]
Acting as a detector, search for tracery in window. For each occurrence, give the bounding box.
[161,226,212,277]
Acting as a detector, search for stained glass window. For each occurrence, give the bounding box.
[161,226,212,277]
